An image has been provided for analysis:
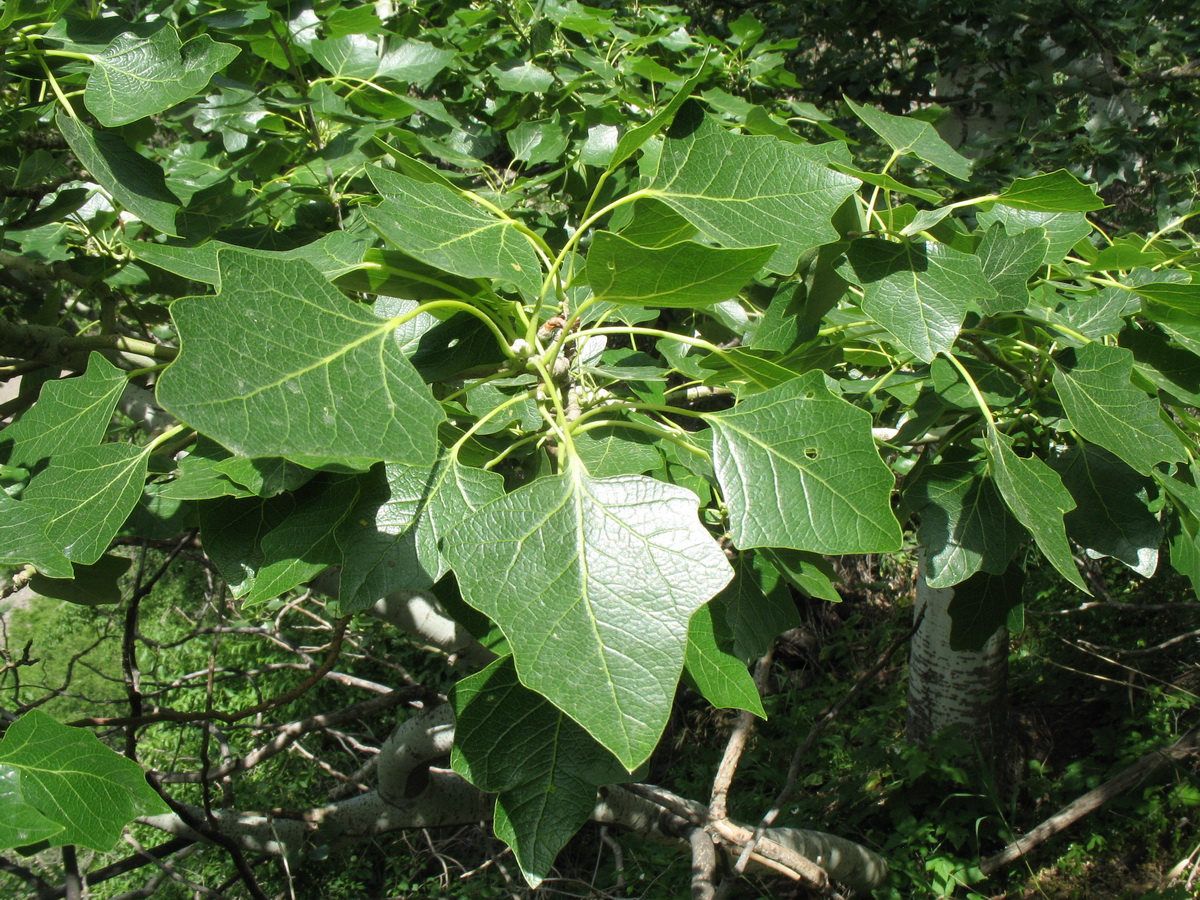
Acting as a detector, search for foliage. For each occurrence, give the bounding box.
[685,0,1200,232]
[1,0,1198,896]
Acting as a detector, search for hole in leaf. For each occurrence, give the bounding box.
[804,447,819,459]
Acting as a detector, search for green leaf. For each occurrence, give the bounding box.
[976,205,1091,266]
[198,494,294,597]
[22,443,150,565]
[242,473,362,605]
[56,112,181,235]
[760,548,840,602]
[0,354,126,470]
[443,471,732,769]
[685,551,798,714]
[311,34,452,81]
[608,63,706,171]
[685,603,765,716]
[1052,443,1162,577]
[906,461,1024,588]
[841,238,996,363]
[707,372,901,553]
[490,61,555,93]
[995,170,1106,212]
[0,765,64,850]
[1120,325,1200,406]
[618,198,698,248]
[1053,344,1184,475]
[452,658,628,886]
[844,98,971,180]
[947,565,1025,652]
[586,232,774,308]
[572,426,662,478]
[377,40,455,82]
[334,461,465,611]
[986,430,1086,591]
[86,28,239,126]
[0,710,168,851]
[362,169,543,298]
[0,497,73,579]
[156,250,443,468]
[28,554,133,606]
[975,225,1048,315]
[649,103,860,275]
[508,119,570,165]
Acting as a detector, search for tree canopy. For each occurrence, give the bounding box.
[1,1,1198,898]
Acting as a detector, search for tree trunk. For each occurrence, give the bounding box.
[906,550,1009,759]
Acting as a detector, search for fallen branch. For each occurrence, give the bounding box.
[981,727,1200,875]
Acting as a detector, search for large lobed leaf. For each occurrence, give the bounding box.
[0,710,168,851]
[442,471,732,770]
[86,27,239,126]
[649,103,860,275]
[157,250,444,468]
[707,372,902,554]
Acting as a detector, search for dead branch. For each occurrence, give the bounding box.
[980,727,1200,875]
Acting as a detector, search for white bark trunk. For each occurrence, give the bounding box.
[906,550,1008,751]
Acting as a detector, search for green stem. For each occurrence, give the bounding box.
[563,326,721,356]
[146,423,188,454]
[396,299,518,357]
[569,418,711,462]
[449,389,539,457]
[940,351,996,430]
[35,51,78,120]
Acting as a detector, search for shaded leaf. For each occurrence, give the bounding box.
[947,565,1025,652]
[28,554,133,606]
[56,112,180,235]
[986,430,1086,591]
[586,232,774,308]
[907,461,1024,588]
[1052,443,1161,577]
[452,658,628,886]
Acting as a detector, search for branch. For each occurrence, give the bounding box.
[156,685,422,784]
[0,319,174,371]
[70,614,354,727]
[138,705,889,893]
[980,727,1200,875]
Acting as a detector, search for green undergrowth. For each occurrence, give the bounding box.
[2,555,1196,899]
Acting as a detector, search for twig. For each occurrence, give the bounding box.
[980,727,1200,874]
[69,614,355,727]
[155,685,422,784]
[709,648,773,822]
[730,606,925,878]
